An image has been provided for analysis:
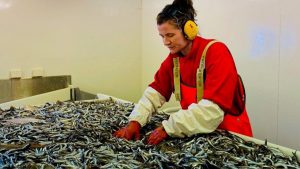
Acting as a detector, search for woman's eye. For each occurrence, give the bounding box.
[167,34,174,38]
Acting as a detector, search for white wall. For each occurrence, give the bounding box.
[142,0,300,150]
[278,0,300,150]
[0,0,142,101]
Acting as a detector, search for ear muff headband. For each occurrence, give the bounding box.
[183,20,198,40]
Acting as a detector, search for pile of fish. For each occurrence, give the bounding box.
[0,99,299,168]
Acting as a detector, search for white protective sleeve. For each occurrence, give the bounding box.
[129,87,166,127]
[162,99,224,138]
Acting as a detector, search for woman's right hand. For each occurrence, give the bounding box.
[113,121,141,141]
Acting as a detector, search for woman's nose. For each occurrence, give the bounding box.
[163,37,171,46]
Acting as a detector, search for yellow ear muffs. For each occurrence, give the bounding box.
[183,20,198,40]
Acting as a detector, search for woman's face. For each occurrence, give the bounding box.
[157,21,191,55]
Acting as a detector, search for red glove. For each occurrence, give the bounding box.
[147,126,168,145]
[113,121,141,141]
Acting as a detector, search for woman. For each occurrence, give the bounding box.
[114,0,252,145]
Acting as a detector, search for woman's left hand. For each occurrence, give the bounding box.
[147,126,168,145]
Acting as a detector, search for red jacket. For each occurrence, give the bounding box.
[149,36,253,137]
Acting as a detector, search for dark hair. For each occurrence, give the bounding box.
[157,0,196,29]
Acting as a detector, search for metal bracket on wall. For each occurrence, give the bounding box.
[71,87,96,101]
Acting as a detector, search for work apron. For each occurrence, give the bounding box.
[180,83,253,137]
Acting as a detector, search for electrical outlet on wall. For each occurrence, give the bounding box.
[32,67,44,77]
[9,69,22,79]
